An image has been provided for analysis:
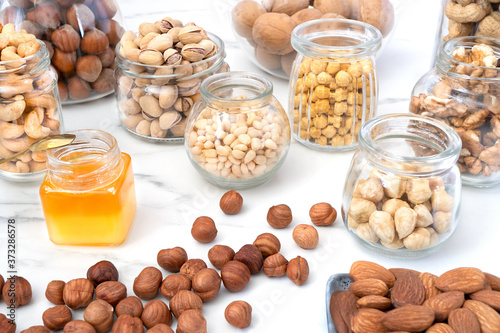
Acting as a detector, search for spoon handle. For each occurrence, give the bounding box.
[0,148,30,164]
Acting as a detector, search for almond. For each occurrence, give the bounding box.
[329,290,357,333]
[448,308,480,333]
[463,299,500,333]
[349,261,396,288]
[423,291,464,321]
[349,278,389,298]
[357,295,392,311]
[351,308,386,333]
[388,267,421,279]
[470,290,500,311]
[426,323,456,333]
[381,305,435,332]
[420,272,442,300]
[485,272,500,292]
[390,271,425,307]
[435,267,486,294]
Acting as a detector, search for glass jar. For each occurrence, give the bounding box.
[115,32,229,143]
[288,19,382,152]
[39,129,136,246]
[342,114,462,259]
[185,72,291,189]
[411,36,500,187]
[0,0,124,104]
[0,39,64,182]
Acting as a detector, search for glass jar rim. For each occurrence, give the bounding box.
[359,114,461,174]
[0,39,50,76]
[291,18,382,59]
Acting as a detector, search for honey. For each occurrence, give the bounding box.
[39,130,137,246]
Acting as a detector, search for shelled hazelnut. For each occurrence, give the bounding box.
[169,290,203,319]
[115,296,143,318]
[157,247,188,273]
[133,266,162,300]
[220,190,243,214]
[180,259,207,280]
[287,256,309,286]
[112,314,143,333]
[191,216,218,243]
[253,233,281,257]
[45,280,66,305]
[87,260,119,287]
[292,224,319,249]
[0,314,15,333]
[267,204,293,228]
[95,280,127,307]
[63,278,94,309]
[234,244,264,274]
[208,245,235,269]
[160,274,192,300]
[176,309,207,333]
[42,305,72,330]
[309,202,337,226]
[20,326,50,333]
[63,320,96,333]
[263,253,288,277]
[2,275,32,307]
[225,300,252,329]
[141,299,172,329]
[83,300,114,333]
[221,260,251,292]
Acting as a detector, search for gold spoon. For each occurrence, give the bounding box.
[0,134,77,164]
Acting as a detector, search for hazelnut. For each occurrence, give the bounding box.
[160,274,191,300]
[192,268,221,302]
[63,278,94,309]
[221,260,251,292]
[191,216,218,243]
[169,290,203,319]
[0,275,4,295]
[99,19,125,46]
[309,202,337,226]
[92,67,115,93]
[20,326,50,333]
[219,190,243,214]
[91,0,118,20]
[292,224,319,249]
[97,47,115,67]
[180,258,207,280]
[63,320,96,333]
[133,266,162,300]
[287,256,309,286]
[116,296,143,318]
[253,233,281,258]
[252,13,296,55]
[208,245,235,269]
[68,76,92,100]
[76,55,103,83]
[66,4,95,32]
[141,299,172,329]
[147,324,174,333]
[263,253,288,277]
[231,0,267,39]
[112,315,143,333]
[157,247,188,273]
[234,244,263,274]
[51,25,81,53]
[176,309,207,333]
[2,276,32,307]
[34,2,61,29]
[225,300,252,329]
[83,299,114,333]
[87,260,119,287]
[267,204,293,228]
[0,314,15,333]
[52,48,77,73]
[58,81,68,101]
[42,305,72,330]
[46,280,66,305]
[95,280,127,307]
[81,28,110,55]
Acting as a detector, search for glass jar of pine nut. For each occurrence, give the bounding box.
[185,72,291,189]
[289,19,382,151]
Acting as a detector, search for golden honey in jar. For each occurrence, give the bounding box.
[39,130,136,246]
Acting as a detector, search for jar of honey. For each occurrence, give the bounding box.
[39,129,136,246]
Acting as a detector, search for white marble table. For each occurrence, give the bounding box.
[1,0,500,331]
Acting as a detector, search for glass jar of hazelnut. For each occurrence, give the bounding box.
[288,19,382,152]
[342,114,462,258]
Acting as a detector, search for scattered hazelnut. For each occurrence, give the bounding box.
[309,202,337,226]
[95,280,127,307]
[147,324,174,333]
[169,290,203,318]
[221,260,251,292]
[45,280,66,305]
[192,268,221,302]
[176,309,207,333]
[112,314,143,333]
[141,299,172,329]
[0,275,3,295]
[157,247,188,273]
[225,300,252,329]
[292,224,319,249]
[42,305,72,330]
[287,256,309,286]
[234,244,264,274]
[263,253,288,277]
[83,299,114,333]
[0,314,15,333]
[2,276,32,307]
[87,260,119,287]
[180,259,207,280]
[63,278,94,309]
[267,204,293,228]
[115,296,143,318]
[20,326,50,333]
[81,28,109,55]
[160,274,191,300]
[76,55,102,83]
[63,320,96,333]
[219,190,243,214]
[191,216,218,243]
[133,266,162,300]
[253,233,281,258]
[208,245,235,269]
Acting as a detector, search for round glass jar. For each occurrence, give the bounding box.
[115,32,229,142]
[411,36,500,187]
[288,19,382,152]
[0,0,125,104]
[185,72,291,189]
[0,39,64,182]
[40,129,136,246]
[342,114,462,259]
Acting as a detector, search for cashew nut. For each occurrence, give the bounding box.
[0,78,34,98]
[0,120,24,139]
[0,95,26,122]
[0,143,13,158]
[0,160,29,173]
[2,135,35,152]
[25,110,50,139]
[32,150,47,162]
[28,160,46,172]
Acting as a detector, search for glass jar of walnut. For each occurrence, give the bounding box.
[288,19,382,151]
[411,36,500,187]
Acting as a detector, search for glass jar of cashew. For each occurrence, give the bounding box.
[288,19,382,151]
[185,72,291,189]
[342,114,462,259]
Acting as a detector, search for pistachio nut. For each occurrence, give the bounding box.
[120,98,142,115]
[167,27,182,43]
[174,60,194,77]
[173,97,193,112]
[151,67,174,85]
[139,22,160,37]
[198,40,216,57]
[140,32,160,50]
[181,44,205,62]
[136,119,151,136]
[132,88,145,102]
[163,17,183,28]
[177,78,201,97]
[147,34,174,53]
[118,76,134,96]
[123,114,144,130]
[170,118,186,137]
[159,85,178,109]
[154,19,173,33]
[159,110,182,130]
[164,49,182,66]
[139,95,162,119]
[138,49,164,66]
[178,26,204,45]
[151,118,167,138]
[193,62,209,74]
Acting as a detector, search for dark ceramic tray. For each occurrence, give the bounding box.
[325,273,352,333]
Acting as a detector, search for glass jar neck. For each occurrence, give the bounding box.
[358,114,461,176]
[200,72,273,110]
[46,130,123,190]
[0,40,50,78]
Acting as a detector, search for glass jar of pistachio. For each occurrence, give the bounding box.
[288,19,382,151]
